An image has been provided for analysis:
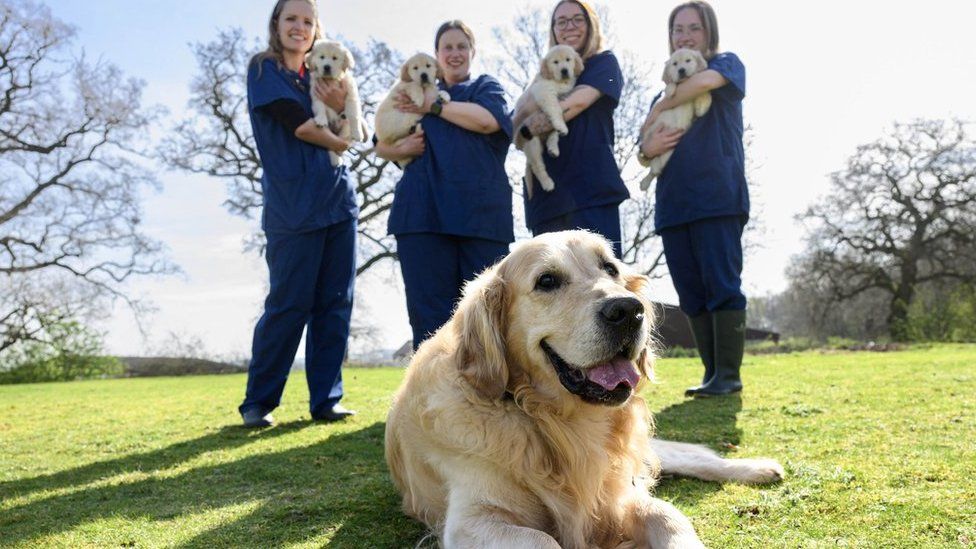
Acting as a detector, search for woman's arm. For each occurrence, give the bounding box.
[374,130,426,163]
[396,90,500,134]
[648,69,727,122]
[294,119,351,153]
[557,84,602,123]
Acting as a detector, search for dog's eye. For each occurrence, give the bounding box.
[535,273,562,292]
[332,56,338,60]
[603,262,619,277]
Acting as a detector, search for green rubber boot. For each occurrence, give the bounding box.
[684,313,715,397]
[693,309,745,397]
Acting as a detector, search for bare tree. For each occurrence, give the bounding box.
[158,29,404,275]
[0,0,174,354]
[796,118,976,340]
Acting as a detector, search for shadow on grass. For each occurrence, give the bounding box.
[651,394,744,505]
[0,421,426,548]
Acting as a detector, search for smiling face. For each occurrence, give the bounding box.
[670,6,707,56]
[275,0,316,59]
[469,231,654,407]
[552,2,589,53]
[436,28,473,86]
[306,40,352,81]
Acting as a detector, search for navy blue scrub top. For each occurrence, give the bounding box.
[247,57,358,234]
[523,50,629,230]
[653,52,748,233]
[386,74,514,243]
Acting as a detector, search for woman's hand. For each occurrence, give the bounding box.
[394,88,438,115]
[641,125,684,159]
[314,79,347,112]
[640,102,665,137]
[522,112,554,137]
[394,129,426,158]
[329,119,353,153]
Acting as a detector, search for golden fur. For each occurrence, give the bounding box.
[304,40,366,167]
[385,231,705,548]
[638,48,712,191]
[516,45,584,199]
[374,53,449,168]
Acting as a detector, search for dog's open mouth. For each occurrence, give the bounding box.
[541,340,639,406]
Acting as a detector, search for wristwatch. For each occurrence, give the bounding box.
[429,98,444,117]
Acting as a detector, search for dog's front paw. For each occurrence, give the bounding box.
[554,121,569,136]
[540,178,555,192]
[438,90,451,104]
[639,174,654,191]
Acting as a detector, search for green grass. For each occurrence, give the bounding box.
[1,345,975,548]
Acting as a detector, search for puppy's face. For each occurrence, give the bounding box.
[455,231,654,408]
[540,44,584,82]
[663,48,708,85]
[306,40,353,80]
[400,53,439,85]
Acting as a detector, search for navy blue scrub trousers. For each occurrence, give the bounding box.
[239,218,356,419]
[659,215,746,316]
[396,233,510,350]
[532,203,624,259]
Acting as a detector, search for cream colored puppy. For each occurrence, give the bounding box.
[305,40,366,167]
[516,45,583,198]
[386,230,784,548]
[374,53,450,167]
[639,48,712,190]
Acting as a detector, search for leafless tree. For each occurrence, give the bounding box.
[158,29,404,275]
[796,118,976,340]
[0,0,174,354]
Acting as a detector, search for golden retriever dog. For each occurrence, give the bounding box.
[385,230,783,548]
[515,45,584,199]
[305,39,366,167]
[638,48,712,191]
[374,52,450,168]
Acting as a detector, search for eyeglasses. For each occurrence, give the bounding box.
[671,24,704,37]
[554,15,587,30]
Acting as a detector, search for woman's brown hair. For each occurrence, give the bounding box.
[548,0,604,61]
[668,1,720,59]
[251,0,323,72]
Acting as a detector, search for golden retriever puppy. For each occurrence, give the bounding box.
[305,39,366,167]
[374,53,450,168]
[638,48,712,191]
[516,45,584,199]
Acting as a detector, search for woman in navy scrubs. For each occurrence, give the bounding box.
[239,0,358,427]
[376,21,514,350]
[641,1,749,397]
[514,0,629,259]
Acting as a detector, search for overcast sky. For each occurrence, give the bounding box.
[39,0,976,359]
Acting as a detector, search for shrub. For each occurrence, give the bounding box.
[0,321,123,384]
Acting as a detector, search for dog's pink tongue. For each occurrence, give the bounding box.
[585,357,640,391]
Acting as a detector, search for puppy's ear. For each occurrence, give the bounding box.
[435,59,444,82]
[400,61,412,82]
[344,47,355,71]
[661,63,673,85]
[695,51,707,73]
[574,54,584,77]
[454,267,509,400]
[540,58,554,81]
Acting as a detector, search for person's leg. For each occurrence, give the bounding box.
[396,233,462,350]
[660,225,713,396]
[688,216,746,397]
[239,230,320,424]
[306,218,357,419]
[457,237,510,288]
[570,204,624,259]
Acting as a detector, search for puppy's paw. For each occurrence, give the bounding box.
[639,174,654,191]
[554,121,569,136]
[438,90,451,104]
[540,178,555,192]
[734,458,786,484]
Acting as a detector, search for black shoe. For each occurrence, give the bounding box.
[241,408,275,428]
[312,404,357,422]
[684,312,715,397]
[692,309,746,398]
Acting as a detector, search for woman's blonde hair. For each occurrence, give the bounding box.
[548,0,604,61]
[251,0,323,71]
[668,1,720,59]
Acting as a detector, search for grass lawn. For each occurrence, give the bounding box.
[1,344,975,548]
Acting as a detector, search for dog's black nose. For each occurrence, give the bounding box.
[600,297,644,327]
[678,67,686,78]
[561,68,569,78]
[324,66,332,74]
[420,73,429,83]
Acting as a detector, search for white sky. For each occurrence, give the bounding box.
[40,0,976,359]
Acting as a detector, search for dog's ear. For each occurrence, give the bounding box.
[573,54,584,77]
[694,51,707,73]
[661,62,673,85]
[401,60,413,82]
[540,57,554,81]
[343,46,355,71]
[454,267,509,400]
